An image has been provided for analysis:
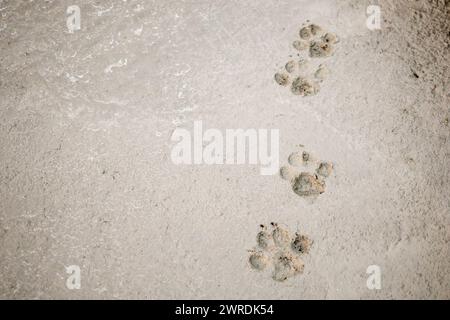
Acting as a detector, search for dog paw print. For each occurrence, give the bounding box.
[274,22,339,96]
[280,149,334,198]
[248,223,312,282]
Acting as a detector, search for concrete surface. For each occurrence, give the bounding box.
[0,0,449,299]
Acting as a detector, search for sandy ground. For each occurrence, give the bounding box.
[0,0,449,299]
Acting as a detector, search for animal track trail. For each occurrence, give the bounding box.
[248,223,312,282]
[246,23,337,283]
[280,148,334,200]
[274,22,339,96]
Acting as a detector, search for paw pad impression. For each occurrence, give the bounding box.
[274,22,339,97]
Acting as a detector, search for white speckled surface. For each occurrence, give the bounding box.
[0,0,449,299]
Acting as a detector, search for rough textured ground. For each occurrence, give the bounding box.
[0,0,449,299]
